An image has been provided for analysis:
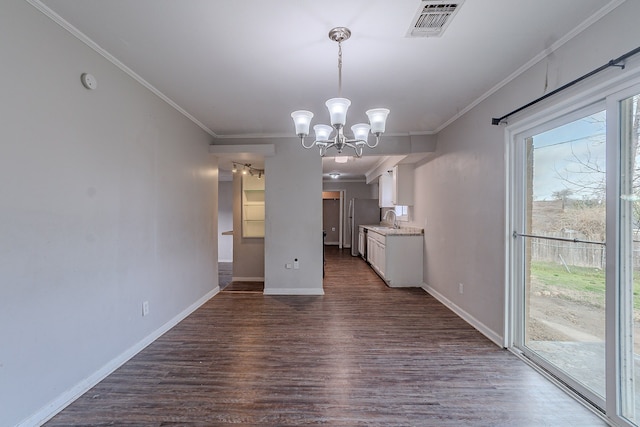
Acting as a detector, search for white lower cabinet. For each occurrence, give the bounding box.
[367,231,384,277]
[366,229,423,287]
[376,239,386,278]
[367,234,376,265]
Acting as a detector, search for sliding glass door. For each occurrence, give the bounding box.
[510,82,640,425]
[513,105,607,406]
[617,91,640,424]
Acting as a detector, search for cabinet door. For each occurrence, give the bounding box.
[372,238,380,270]
[391,166,399,205]
[367,236,374,264]
[378,172,394,207]
[392,164,414,206]
[358,231,365,256]
[378,242,386,278]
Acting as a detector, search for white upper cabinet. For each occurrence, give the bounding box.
[378,172,394,208]
[391,164,414,206]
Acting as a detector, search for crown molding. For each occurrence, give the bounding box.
[435,0,626,133]
[26,0,217,138]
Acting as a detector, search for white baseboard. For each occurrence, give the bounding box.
[22,286,220,427]
[218,259,232,263]
[232,276,264,282]
[263,287,325,296]
[421,283,503,347]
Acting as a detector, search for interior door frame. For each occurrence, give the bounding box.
[321,190,346,248]
[339,189,345,248]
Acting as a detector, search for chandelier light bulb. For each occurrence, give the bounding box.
[325,98,351,127]
[291,110,313,136]
[351,123,370,143]
[313,124,333,141]
[366,108,390,135]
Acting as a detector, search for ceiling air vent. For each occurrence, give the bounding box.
[407,0,464,38]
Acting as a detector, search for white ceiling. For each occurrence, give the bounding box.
[38,0,617,179]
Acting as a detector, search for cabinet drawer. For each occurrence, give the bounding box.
[368,230,385,245]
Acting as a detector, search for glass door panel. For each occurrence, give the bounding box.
[619,93,640,423]
[520,108,607,401]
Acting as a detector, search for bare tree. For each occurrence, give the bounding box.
[552,189,573,210]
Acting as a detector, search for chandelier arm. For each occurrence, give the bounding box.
[344,137,377,149]
[341,141,363,158]
[300,136,316,149]
[365,134,381,149]
[321,141,336,151]
[343,141,357,149]
[320,141,335,157]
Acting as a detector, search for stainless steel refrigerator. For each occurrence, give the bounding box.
[348,198,380,256]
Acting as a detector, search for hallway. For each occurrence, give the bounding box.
[45,247,604,426]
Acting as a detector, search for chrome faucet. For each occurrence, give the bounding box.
[383,210,398,229]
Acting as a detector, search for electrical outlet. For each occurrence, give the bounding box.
[458,283,464,294]
[294,258,299,269]
[142,301,149,316]
[331,227,336,231]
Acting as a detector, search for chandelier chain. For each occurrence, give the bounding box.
[337,41,343,98]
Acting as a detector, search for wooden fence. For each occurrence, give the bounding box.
[530,232,606,269]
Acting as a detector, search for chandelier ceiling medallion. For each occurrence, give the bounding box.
[291,27,390,158]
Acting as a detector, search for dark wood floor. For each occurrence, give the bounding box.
[218,262,232,290]
[46,247,605,426]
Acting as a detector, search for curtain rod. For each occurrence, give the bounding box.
[491,46,640,126]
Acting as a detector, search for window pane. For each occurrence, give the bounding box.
[619,94,640,423]
[523,109,606,399]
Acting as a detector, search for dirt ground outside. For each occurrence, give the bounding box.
[527,279,640,354]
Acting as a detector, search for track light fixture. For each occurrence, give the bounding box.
[231,162,264,178]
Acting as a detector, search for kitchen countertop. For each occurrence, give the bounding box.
[361,224,424,236]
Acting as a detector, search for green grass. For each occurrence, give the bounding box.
[530,261,640,309]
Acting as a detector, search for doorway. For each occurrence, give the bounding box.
[218,178,234,289]
[322,191,345,248]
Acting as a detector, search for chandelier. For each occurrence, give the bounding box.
[291,27,390,158]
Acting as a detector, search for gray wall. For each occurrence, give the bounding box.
[0,2,218,426]
[411,0,640,344]
[265,141,323,294]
